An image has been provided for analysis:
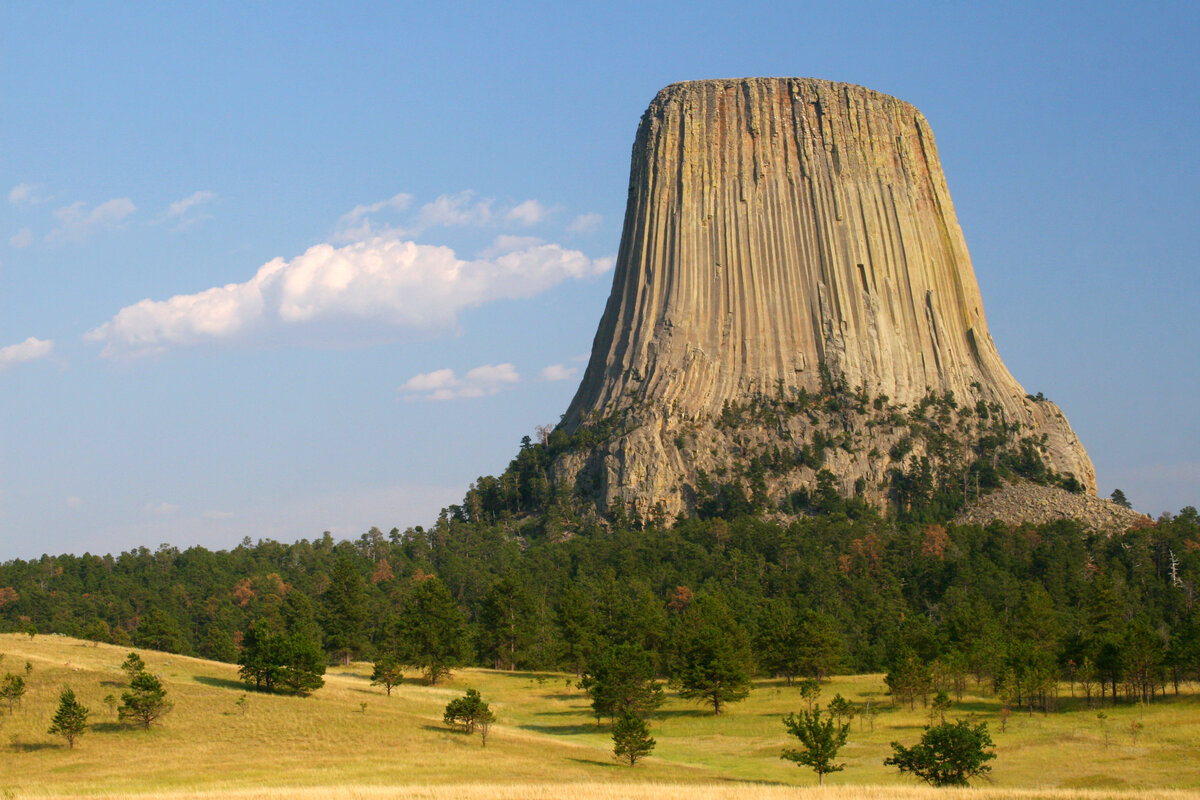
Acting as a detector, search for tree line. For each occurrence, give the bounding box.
[1,504,1198,706]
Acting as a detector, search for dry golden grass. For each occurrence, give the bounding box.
[2,633,1199,799]
[33,784,1200,800]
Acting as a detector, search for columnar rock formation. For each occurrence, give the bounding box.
[552,78,1094,520]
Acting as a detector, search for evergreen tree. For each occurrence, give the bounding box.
[370,653,403,696]
[477,575,535,670]
[0,673,26,712]
[781,705,850,785]
[885,720,996,787]
[48,687,89,748]
[668,596,752,714]
[132,608,188,654]
[321,556,369,665]
[238,619,325,695]
[579,642,664,723]
[119,671,172,728]
[443,688,493,735]
[393,576,470,684]
[120,651,147,682]
[612,712,656,766]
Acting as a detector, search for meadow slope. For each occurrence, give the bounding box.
[1,634,1198,799]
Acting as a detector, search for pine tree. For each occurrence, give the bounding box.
[0,673,26,712]
[119,671,172,729]
[393,576,470,685]
[781,705,850,785]
[885,720,997,787]
[48,687,89,748]
[668,596,752,714]
[579,642,663,723]
[120,651,146,682]
[443,688,493,736]
[612,712,656,766]
[370,654,403,696]
[321,556,369,665]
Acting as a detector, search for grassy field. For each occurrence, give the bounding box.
[1,633,1198,799]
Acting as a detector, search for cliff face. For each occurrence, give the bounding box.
[553,78,1095,520]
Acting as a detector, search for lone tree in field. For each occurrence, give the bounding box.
[48,687,89,748]
[781,705,850,785]
[237,619,325,695]
[443,688,493,737]
[1,672,26,712]
[370,653,403,696]
[119,671,172,729]
[885,720,996,787]
[612,712,656,766]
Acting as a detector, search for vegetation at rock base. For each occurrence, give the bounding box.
[0,501,1197,710]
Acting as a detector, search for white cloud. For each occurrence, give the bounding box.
[415,191,492,229]
[144,502,179,515]
[86,234,613,358]
[161,190,216,227]
[333,193,413,241]
[568,212,602,233]
[10,228,32,248]
[8,183,44,205]
[505,199,550,226]
[165,190,216,217]
[46,198,136,243]
[0,337,54,372]
[539,363,577,382]
[402,362,520,401]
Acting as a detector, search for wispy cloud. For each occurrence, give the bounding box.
[0,337,54,372]
[568,212,602,233]
[46,198,136,244]
[414,191,493,229]
[202,509,234,520]
[9,228,32,248]
[161,190,216,228]
[401,363,520,401]
[144,501,179,516]
[539,363,577,382]
[334,192,574,243]
[85,234,613,358]
[7,183,46,205]
[332,193,413,241]
[505,199,550,226]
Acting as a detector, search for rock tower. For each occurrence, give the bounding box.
[551,78,1095,520]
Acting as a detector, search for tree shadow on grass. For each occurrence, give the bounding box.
[99,679,125,687]
[520,721,607,736]
[10,741,59,752]
[650,708,713,719]
[193,675,248,691]
[566,757,620,769]
[90,722,130,733]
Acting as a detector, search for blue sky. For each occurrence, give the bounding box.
[2,2,1197,559]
